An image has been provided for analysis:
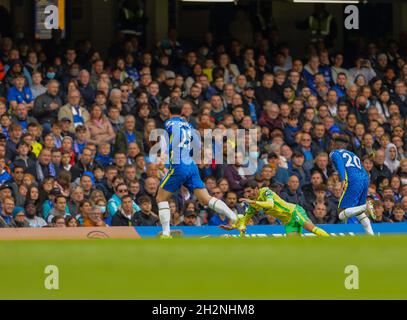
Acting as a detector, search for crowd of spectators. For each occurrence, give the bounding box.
[0,26,407,230]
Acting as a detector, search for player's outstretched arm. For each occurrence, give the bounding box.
[303,221,330,237]
[219,202,255,237]
[239,198,256,206]
[240,198,275,210]
[219,214,247,236]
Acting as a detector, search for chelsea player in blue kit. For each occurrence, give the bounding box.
[329,136,376,235]
[156,103,238,238]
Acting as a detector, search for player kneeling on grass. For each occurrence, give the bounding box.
[222,180,330,237]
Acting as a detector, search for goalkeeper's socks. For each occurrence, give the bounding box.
[312,227,330,237]
[357,213,374,235]
[339,205,366,220]
[158,201,171,237]
[208,197,237,223]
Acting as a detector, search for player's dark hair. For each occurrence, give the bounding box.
[333,135,350,145]
[244,180,258,190]
[169,103,182,116]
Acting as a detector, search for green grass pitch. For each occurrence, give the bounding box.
[1,236,407,300]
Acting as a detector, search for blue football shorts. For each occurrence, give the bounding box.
[160,163,205,194]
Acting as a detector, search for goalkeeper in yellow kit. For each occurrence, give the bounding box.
[223,181,330,237]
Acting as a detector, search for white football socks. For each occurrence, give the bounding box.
[208,197,237,223]
[339,204,367,220]
[357,213,374,236]
[158,201,171,237]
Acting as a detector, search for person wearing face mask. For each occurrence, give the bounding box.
[95,199,108,221]
[44,66,58,83]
